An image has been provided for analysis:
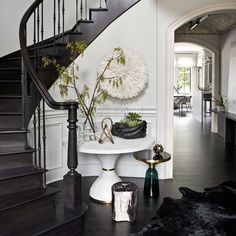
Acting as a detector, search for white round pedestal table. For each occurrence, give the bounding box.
[78,135,154,203]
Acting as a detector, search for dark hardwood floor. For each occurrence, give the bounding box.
[50,111,236,236]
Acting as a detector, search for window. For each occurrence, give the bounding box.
[176,67,191,94]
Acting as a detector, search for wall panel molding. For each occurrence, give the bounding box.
[29,107,161,182]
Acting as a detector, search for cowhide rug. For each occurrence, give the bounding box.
[131,181,236,236]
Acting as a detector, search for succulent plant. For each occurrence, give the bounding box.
[121,112,143,128]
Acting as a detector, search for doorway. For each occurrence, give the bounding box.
[165,2,236,179]
[173,42,214,122]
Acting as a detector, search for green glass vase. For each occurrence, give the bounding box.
[144,167,159,198]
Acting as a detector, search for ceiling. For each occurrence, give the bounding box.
[175,13,236,35]
[174,42,204,53]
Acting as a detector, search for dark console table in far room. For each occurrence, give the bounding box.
[211,109,236,146]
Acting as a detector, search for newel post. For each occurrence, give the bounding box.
[63,103,82,209]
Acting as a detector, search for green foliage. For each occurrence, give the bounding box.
[42,41,126,133]
[177,67,191,93]
[121,112,143,128]
[126,112,141,121]
[213,95,228,107]
[66,41,87,56]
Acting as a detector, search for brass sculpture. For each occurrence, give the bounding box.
[98,117,114,144]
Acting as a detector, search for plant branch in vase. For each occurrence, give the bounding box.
[42,42,126,134]
[212,95,228,112]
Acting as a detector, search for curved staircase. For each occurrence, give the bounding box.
[0,0,140,235]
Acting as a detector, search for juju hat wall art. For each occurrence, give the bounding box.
[98,48,148,99]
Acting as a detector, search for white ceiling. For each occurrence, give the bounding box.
[174,42,204,53]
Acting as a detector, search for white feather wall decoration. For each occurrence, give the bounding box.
[98,48,148,99]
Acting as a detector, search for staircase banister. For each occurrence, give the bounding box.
[19,0,78,111]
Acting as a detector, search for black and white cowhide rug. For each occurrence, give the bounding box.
[131,181,236,236]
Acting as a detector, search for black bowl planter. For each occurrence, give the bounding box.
[111,120,147,139]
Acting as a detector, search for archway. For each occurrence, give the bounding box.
[165,2,236,178]
[175,37,219,132]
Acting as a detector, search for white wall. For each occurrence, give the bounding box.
[0,0,34,57]
[220,27,236,97]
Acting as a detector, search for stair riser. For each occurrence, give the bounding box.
[0,98,22,112]
[1,57,58,69]
[54,33,82,43]
[0,173,43,196]
[0,194,56,233]
[0,60,21,68]
[0,152,33,170]
[0,83,21,96]
[37,45,67,57]
[0,70,21,80]
[0,115,22,129]
[0,58,44,69]
[39,216,85,236]
[0,133,25,147]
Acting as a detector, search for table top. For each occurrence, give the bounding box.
[78,135,155,155]
[134,151,171,165]
[210,109,236,122]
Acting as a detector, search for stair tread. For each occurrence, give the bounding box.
[0,111,22,115]
[90,7,108,11]
[0,95,21,98]
[0,67,21,71]
[4,54,61,61]
[0,128,26,134]
[0,80,20,83]
[79,19,94,23]
[28,42,67,52]
[0,167,44,180]
[0,145,34,155]
[31,202,87,235]
[0,186,59,212]
[0,201,87,236]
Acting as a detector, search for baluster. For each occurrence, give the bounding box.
[32,11,37,161]
[62,0,65,34]
[85,0,88,20]
[37,6,40,69]
[76,0,78,23]
[41,1,44,45]
[58,0,61,34]
[37,6,40,46]
[37,101,42,168]
[53,0,56,36]
[33,111,38,167]
[80,0,83,20]
[21,59,27,146]
[33,10,37,68]
[42,100,47,188]
[63,105,82,209]
[100,0,102,8]
[20,22,27,145]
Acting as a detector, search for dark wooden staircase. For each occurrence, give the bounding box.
[0,0,140,235]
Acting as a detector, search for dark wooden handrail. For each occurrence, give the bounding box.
[19,0,78,111]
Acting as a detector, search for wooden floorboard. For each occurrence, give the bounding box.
[52,112,236,236]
